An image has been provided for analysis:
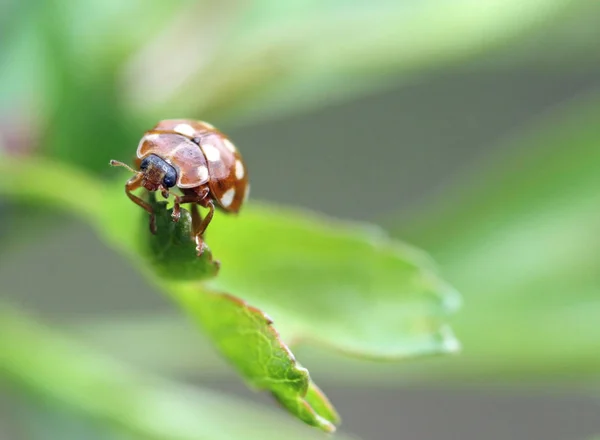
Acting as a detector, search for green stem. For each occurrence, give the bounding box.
[0,156,105,223]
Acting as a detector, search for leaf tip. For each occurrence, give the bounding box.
[305,381,341,426]
[143,195,220,281]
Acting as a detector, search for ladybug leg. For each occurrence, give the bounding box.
[190,201,219,269]
[193,199,215,255]
[196,199,215,236]
[185,187,213,256]
[190,202,202,234]
[189,203,208,256]
[125,174,156,234]
[170,193,201,223]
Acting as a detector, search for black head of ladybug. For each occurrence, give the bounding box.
[138,154,178,191]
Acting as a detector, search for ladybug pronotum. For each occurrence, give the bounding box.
[110,119,249,255]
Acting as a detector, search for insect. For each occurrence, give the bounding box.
[110,119,249,256]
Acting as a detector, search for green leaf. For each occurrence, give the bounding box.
[173,287,339,432]
[0,302,356,440]
[204,204,460,359]
[0,153,459,428]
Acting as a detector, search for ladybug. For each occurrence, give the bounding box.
[110,119,249,255]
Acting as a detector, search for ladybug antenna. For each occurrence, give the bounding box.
[110,160,138,174]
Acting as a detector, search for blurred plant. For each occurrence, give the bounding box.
[0,303,358,440]
[1,0,594,172]
[2,0,600,438]
[394,91,600,381]
[58,89,600,389]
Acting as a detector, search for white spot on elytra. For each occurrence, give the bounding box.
[223,138,236,153]
[202,143,221,162]
[197,165,209,181]
[235,160,245,179]
[145,133,160,142]
[220,188,235,208]
[200,120,215,129]
[173,123,196,137]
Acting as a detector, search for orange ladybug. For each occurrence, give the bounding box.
[110,119,249,256]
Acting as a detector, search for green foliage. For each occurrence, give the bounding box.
[393,92,600,379]
[0,303,355,440]
[125,0,587,125]
[204,204,460,358]
[2,0,599,437]
[0,153,458,431]
[62,92,600,387]
[2,0,592,175]
[181,288,340,432]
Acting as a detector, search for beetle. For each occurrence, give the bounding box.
[110,119,249,256]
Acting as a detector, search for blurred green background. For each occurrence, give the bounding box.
[2,0,600,439]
